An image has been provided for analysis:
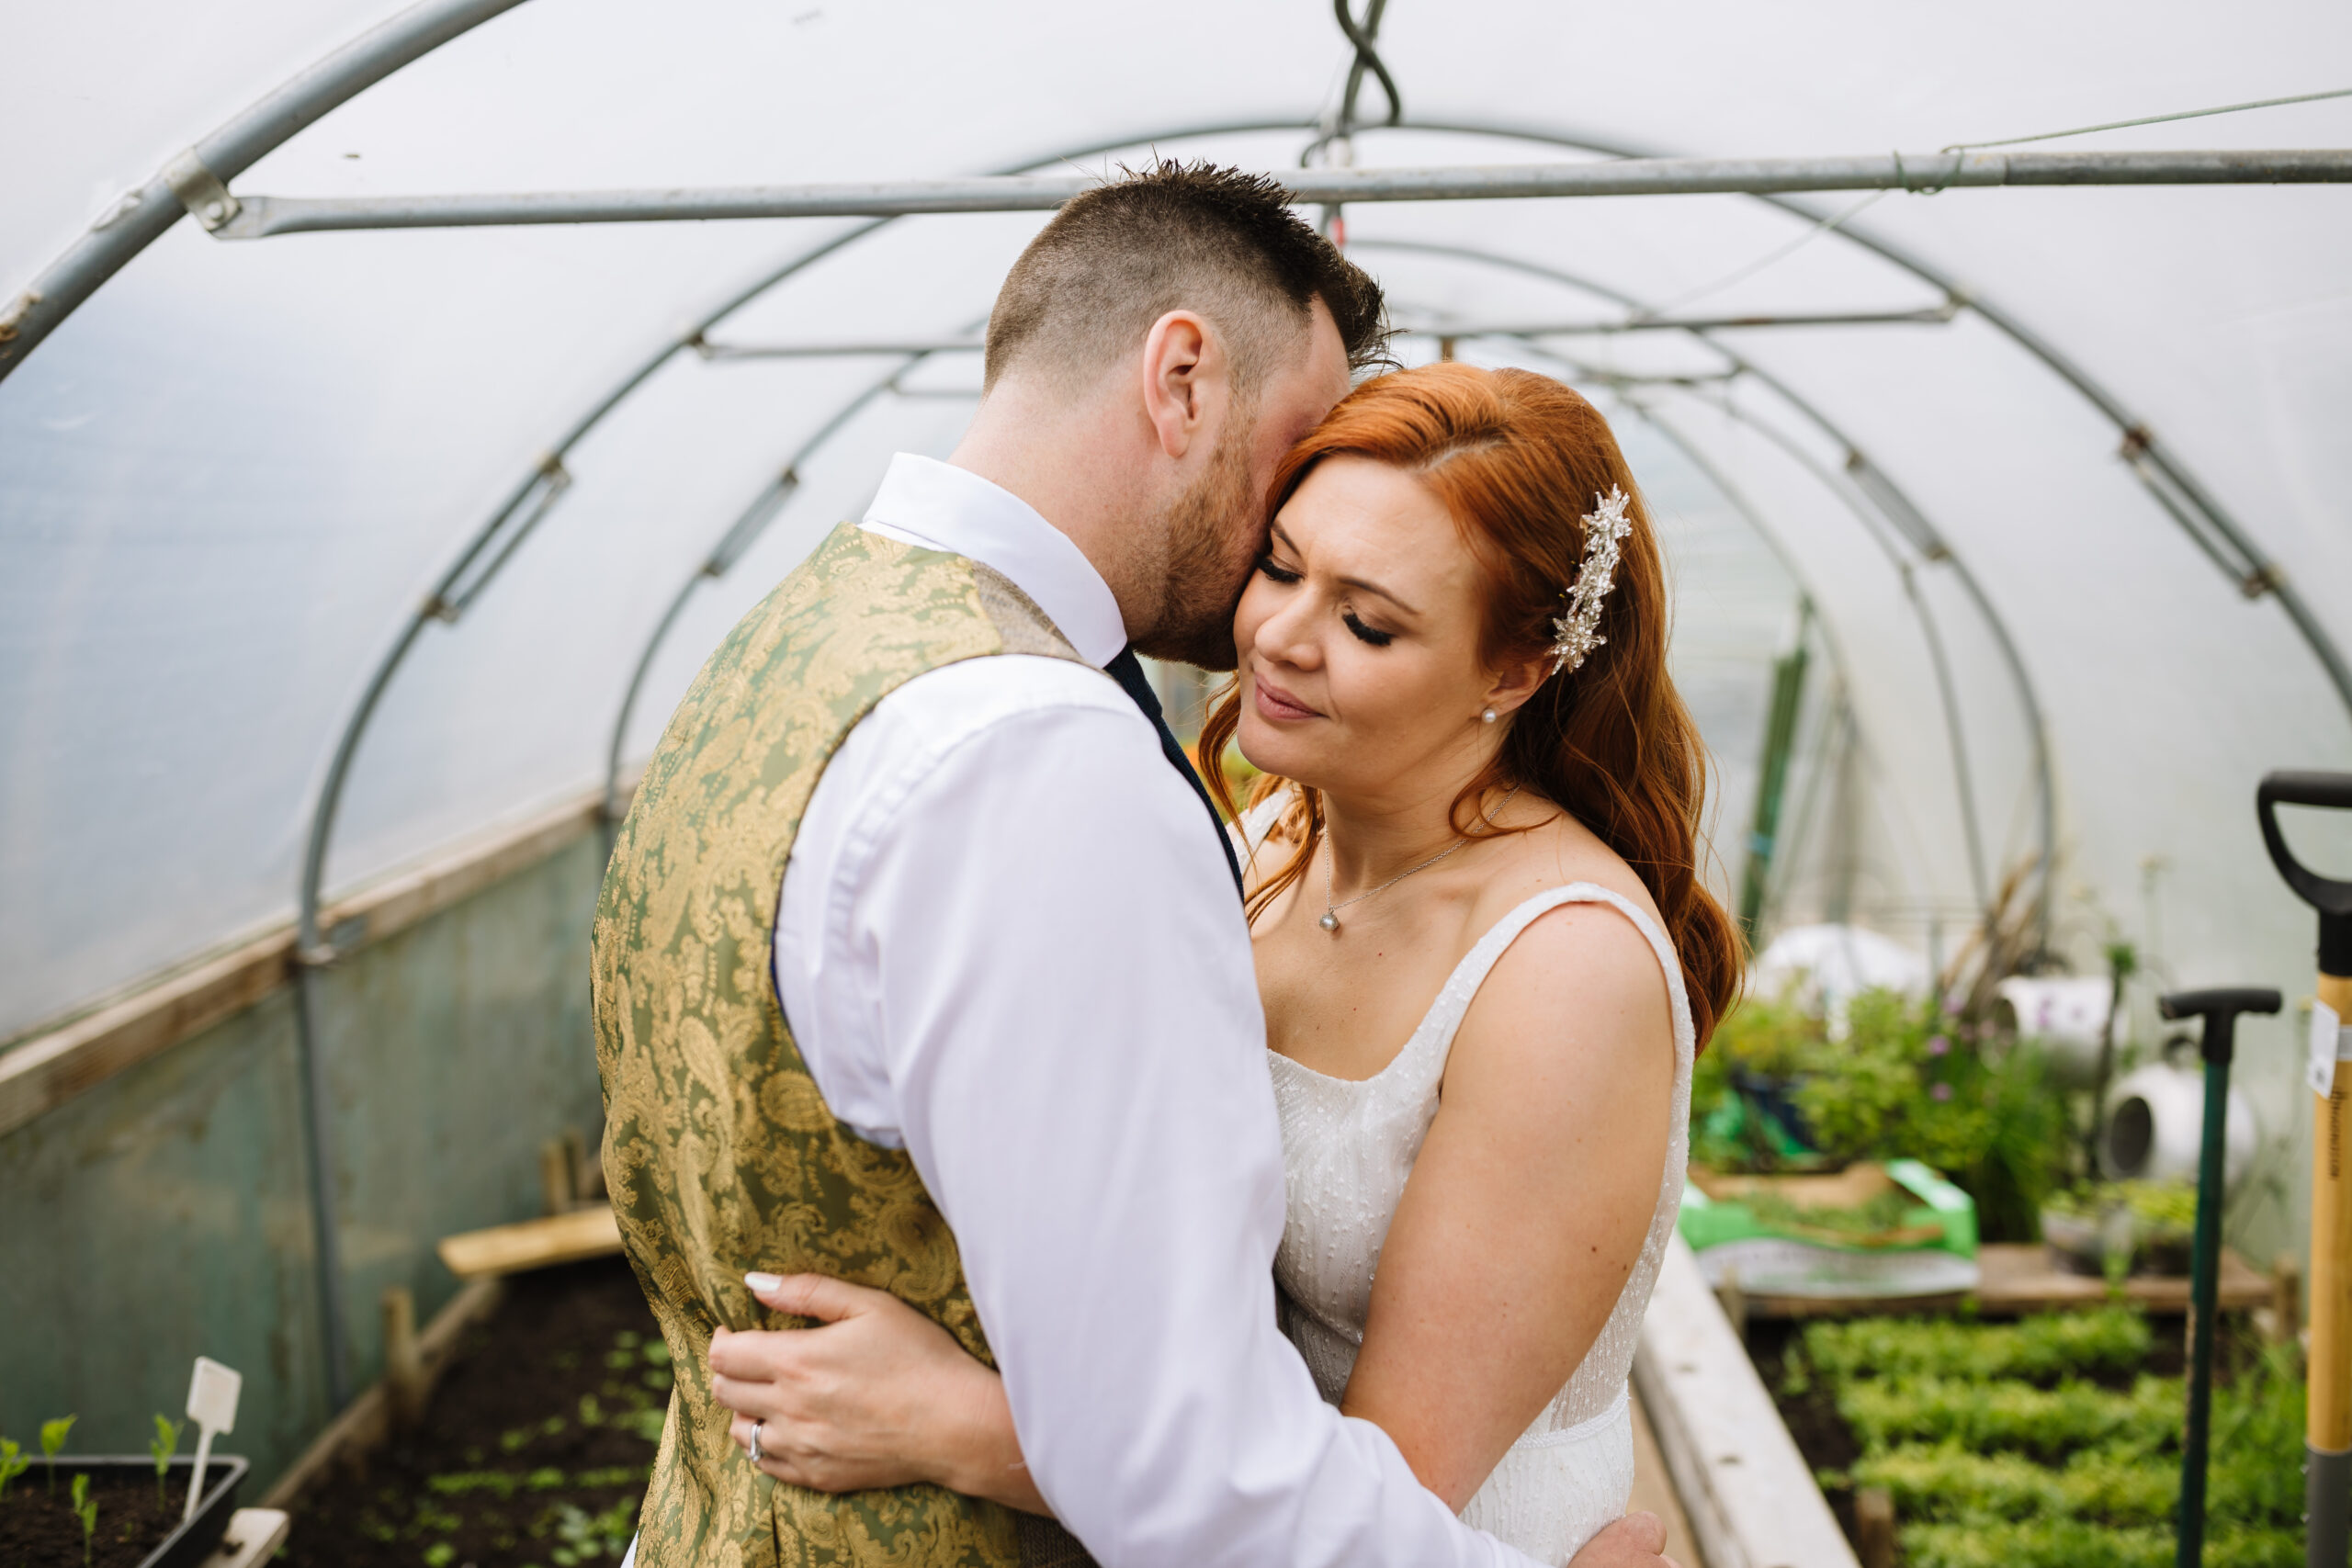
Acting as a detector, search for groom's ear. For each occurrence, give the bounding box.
[1137,310,1227,461]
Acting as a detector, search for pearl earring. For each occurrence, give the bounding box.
[1480,707,1499,724]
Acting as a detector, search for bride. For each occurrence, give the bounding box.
[704,362,1740,1564]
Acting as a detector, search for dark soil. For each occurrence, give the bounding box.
[1747,1320,1867,1540]
[286,1258,666,1568]
[0,1466,220,1568]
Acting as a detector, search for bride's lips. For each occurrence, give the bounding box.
[1252,672,1325,723]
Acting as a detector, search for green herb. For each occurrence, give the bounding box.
[1742,1187,1921,1238]
[2045,1180,2199,1235]
[547,1495,637,1563]
[1804,1307,2151,1382]
[71,1472,96,1568]
[40,1416,74,1494]
[150,1413,183,1507]
[1796,1311,2307,1567]
[0,1437,29,1501]
[1690,987,2068,1238]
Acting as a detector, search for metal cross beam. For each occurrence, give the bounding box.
[213,149,2352,237]
[693,304,1960,361]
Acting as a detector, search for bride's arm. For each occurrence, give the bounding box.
[1340,900,1675,1512]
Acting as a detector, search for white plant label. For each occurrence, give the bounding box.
[187,1357,240,1432]
[182,1356,243,1524]
[2311,1000,2350,1099]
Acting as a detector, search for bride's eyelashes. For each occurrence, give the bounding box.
[1253,553,1392,646]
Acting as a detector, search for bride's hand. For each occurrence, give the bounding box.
[708,1272,1046,1514]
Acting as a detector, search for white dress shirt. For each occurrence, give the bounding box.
[770,453,1538,1567]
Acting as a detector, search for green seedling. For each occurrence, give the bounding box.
[71,1472,96,1568]
[0,1437,30,1500]
[150,1413,183,1507]
[40,1416,75,1494]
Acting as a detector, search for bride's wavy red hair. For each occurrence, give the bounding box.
[1202,362,1743,1047]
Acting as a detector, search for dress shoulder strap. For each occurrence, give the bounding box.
[1400,883,1697,1090]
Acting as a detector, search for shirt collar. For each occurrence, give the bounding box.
[860,453,1127,668]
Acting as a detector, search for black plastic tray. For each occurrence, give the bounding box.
[42,1454,249,1568]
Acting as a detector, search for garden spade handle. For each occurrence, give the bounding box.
[2257,769,2352,1568]
[2161,987,2280,1568]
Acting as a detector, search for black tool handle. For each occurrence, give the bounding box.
[2257,771,2352,978]
[2159,987,2283,1065]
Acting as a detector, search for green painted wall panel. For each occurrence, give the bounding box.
[0,830,607,1495]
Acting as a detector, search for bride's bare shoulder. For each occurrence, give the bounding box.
[1456,808,1678,1050]
[1482,801,1664,930]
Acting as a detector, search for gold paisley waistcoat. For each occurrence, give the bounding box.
[594,522,1099,1568]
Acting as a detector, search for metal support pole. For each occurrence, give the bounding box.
[291,965,352,1412]
[199,149,2352,237]
[695,303,1960,360]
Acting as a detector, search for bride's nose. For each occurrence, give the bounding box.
[1251,592,1324,673]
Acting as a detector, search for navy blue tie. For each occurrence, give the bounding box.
[1104,648,1246,899]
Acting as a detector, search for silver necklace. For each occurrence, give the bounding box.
[1318,786,1521,934]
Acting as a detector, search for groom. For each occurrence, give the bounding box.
[594,161,1675,1568]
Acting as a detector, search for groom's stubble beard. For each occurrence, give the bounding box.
[1129,412,1264,671]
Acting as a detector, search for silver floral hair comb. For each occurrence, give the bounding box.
[1549,487,1634,677]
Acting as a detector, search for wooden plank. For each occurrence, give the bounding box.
[0,928,292,1137]
[1973,1242,2272,1314]
[1747,1242,2274,1318]
[1635,1234,1860,1568]
[0,787,614,1139]
[1630,1386,1705,1568]
[436,1205,623,1279]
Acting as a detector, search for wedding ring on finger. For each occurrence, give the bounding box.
[747,1419,765,1466]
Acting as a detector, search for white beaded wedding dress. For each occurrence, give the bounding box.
[1245,805,1695,1564]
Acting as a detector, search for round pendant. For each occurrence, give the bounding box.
[1318,911,1340,932]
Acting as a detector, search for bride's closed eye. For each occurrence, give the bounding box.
[1256,555,1304,585]
[1341,610,1394,648]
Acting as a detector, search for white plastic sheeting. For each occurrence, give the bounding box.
[6,2,2351,1260]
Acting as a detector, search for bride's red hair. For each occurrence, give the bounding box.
[1201,362,1743,1047]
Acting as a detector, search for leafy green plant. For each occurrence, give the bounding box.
[1797,1311,2305,1568]
[1741,1186,1925,1240]
[1838,1372,2179,1459]
[40,1416,74,1494]
[1692,987,2070,1238]
[149,1413,183,1506]
[0,1437,29,1501]
[70,1472,96,1568]
[1804,1306,2152,1383]
[546,1495,637,1564]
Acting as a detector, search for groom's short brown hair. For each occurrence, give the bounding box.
[983,160,1388,396]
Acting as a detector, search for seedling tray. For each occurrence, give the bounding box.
[0,1454,246,1568]
[1679,1159,1980,1300]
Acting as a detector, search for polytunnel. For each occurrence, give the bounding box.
[5,0,2352,1549]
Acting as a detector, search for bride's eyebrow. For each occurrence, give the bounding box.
[1337,572,1421,620]
[1270,522,1422,618]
